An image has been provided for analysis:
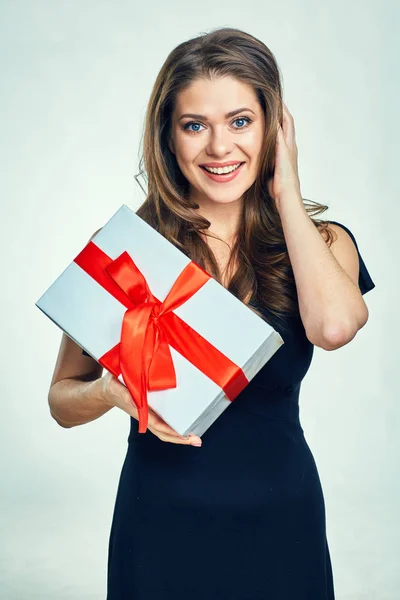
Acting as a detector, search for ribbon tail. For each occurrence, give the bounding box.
[148,326,177,391]
[119,305,154,434]
[137,407,148,434]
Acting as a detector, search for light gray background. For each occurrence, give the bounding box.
[1,1,397,598]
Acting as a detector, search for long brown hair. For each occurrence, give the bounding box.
[135,27,333,332]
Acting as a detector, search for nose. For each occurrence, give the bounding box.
[205,125,234,158]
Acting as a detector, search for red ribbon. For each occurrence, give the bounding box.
[74,241,249,433]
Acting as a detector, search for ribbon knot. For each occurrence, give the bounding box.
[104,253,181,432]
[150,301,164,323]
[74,242,250,435]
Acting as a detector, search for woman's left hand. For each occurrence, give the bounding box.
[267,101,302,211]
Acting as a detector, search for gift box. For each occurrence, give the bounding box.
[36,204,284,437]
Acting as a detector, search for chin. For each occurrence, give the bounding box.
[210,194,243,205]
[193,183,248,204]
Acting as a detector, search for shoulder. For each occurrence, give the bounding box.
[316,220,358,252]
[327,222,356,247]
[316,219,352,244]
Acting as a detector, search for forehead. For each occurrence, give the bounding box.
[174,76,259,116]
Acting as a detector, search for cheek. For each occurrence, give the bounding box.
[246,128,264,152]
[244,130,264,170]
[175,133,201,162]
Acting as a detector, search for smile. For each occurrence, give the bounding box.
[199,162,245,183]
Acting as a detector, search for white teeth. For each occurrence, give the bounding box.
[203,163,242,174]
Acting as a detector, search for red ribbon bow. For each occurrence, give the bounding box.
[75,241,249,433]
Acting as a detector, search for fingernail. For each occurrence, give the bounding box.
[191,439,202,447]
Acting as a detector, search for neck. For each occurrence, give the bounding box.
[191,192,243,244]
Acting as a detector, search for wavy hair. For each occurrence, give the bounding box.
[135,27,333,332]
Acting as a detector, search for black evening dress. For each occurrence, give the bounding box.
[83,220,375,599]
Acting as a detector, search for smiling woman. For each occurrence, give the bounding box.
[136,46,336,321]
[168,77,266,214]
[50,26,375,600]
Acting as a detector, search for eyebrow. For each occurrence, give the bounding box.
[178,107,256,121]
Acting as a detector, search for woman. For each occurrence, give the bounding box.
[48,27,375,599]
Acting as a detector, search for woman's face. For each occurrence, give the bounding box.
[169,76,265,207]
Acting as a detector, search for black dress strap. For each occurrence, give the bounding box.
[328,220,375,295]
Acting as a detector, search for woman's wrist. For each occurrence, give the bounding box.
[88,375,113,408]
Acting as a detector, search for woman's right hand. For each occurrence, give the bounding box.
[95,372,202,447]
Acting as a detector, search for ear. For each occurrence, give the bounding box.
[168,136,175,155]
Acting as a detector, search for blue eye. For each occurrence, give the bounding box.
[185,122,204,133]
[183,116,252,134]
[233,118,250,128]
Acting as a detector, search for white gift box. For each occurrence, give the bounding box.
[36,204,284,437]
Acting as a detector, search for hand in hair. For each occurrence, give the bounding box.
[267,101,302,210]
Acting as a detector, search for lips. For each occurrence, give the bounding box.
[200,161,244,168]
[199,162,245,183]
[199,162,244,173]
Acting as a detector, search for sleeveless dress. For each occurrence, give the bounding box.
[84,220,375,599]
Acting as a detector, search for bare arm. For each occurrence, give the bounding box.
[47,225,143,429]
[48,332,202,450]
[47,227,112,427]
[278,199,369,350]
[46,229,202,445]
[48,332,112,428]
[270,102,369,350]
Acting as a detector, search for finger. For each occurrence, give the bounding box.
[149,426,202,446]
[281,102,295,147]
[121,392,201,444]
[282,101,293,122]
[276,125,285,146]
[152,423,201,445]
[147,413,202,444]
[148,410,187,438]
